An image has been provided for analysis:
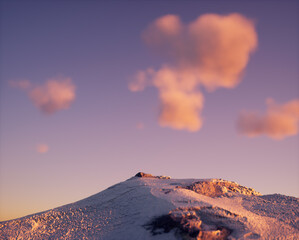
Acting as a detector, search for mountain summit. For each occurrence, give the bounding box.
[1,172,298,239]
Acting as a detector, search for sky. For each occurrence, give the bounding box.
[0,0,298,221]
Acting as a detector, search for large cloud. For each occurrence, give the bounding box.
[129,13,257,131]
[237,99,299,139]
[10,77,76,114]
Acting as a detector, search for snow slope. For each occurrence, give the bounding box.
[0,173,298,239]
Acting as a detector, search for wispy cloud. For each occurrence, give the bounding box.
[237,99,299,139]
[129,13,257,131]
[10,77,76,114]
[128,69,154,92]
[36,144,49,154]
[9,80,32,90]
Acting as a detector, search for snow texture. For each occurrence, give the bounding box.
[0,173,298,239]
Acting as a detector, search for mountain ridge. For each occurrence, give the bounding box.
[0,172,298,239]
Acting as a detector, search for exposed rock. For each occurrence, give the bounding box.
[135,172,155,178]
[145,206,260,239]
[180,179,261,197]
[135,172,171,179]
[158,175,171,179]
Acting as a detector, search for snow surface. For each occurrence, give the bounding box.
[0,175,298,239]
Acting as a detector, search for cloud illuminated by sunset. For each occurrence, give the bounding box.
[237,99,299,139]
[10,77,76,114]
[129,13,257,131]
[36,144,49,154]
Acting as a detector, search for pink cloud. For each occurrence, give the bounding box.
[237,99,299,139]
[36,144,49,154]
[130,13,257,131]
[29,77,75,114]
[153,66,204,131]
[128,68,154,92]
[10,77,76,114]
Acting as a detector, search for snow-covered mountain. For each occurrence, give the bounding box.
[0,172,298,239]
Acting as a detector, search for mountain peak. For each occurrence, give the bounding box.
[0,175,298,239]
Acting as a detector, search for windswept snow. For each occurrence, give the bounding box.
[0,173,298,239]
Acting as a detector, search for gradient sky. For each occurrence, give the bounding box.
[0,0,298,221]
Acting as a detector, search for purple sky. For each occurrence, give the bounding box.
[0,1,298,221]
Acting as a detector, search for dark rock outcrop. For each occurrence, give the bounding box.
[135,172,155,178]
[135,172,171,179]
[145,206,260,239]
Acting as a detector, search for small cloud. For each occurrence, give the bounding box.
[130,13,257,131]
[36,144,49,154]
[10,77,76,114]
[237,99,299,140]
[136,122,145,130]
[29,77,76,114]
